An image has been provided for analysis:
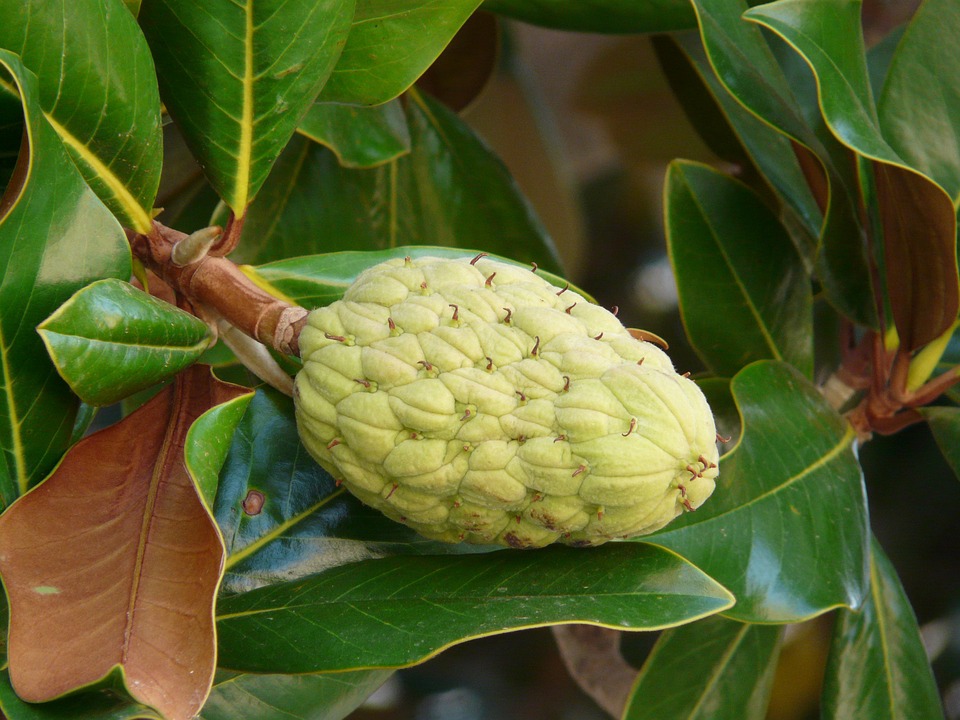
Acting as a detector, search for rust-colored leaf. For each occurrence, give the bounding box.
[874,162,960,352]
[416,10,498,112]
[0,365,247,720]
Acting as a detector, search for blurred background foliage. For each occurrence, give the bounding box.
[334,2,960,717]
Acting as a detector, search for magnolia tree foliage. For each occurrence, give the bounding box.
[0,0,956,719]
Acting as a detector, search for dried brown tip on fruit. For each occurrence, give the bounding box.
[470,252,487,265]
[629,328,670,350]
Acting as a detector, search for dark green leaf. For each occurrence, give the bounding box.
[319,0,482,106]
[37,279,212,406]
[867,24,905,100]
[232,90,562,272]
[482,0,696,33]
[139,0,355,214]
[252,247,579,310]
[623,616,781,720]
[661,32,820,259]
[696,377,739,451]
[0,671,160,720]
[691,0,876,329]
[0,52,130,508]
[880,1,960,201]
[216,544,734,673]
[919,406,960,482]
[0,0,162,232]
[200,669,393,720]
[298,100,411,168]
[665,161,813,377]
[745,0,959,352]
[647,361,869,623]
[821,537,944,720]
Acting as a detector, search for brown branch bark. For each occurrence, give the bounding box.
[552,625,637,719]
[128,222,308,357]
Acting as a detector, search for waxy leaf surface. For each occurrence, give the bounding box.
[481,0,696,33]
[879,0,960,202]
[38,279,212,406]
[298,99,411,168]
[648,361,869,622]
[0,366,249,720]
[139,0,355,213]
[624,616,781,720]
[745,0,958,351]
[200,669,393,720]
[0,0,162,231]
[0,52,130,508]
[233,90,561,272]
[666,161,813,378]
[821,537,944,720]
[691,0,876,328]
[318,0,482,106]
[216,543,733,673]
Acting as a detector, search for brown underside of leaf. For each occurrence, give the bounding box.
[874,162,960,352]
[0,365,247,720]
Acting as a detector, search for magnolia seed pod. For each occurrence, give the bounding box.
[294,255,719,548]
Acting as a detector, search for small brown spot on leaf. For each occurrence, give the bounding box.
[242,490,265,516]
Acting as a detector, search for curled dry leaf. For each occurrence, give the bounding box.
[0,365,250,720]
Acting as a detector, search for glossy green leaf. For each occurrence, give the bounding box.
[745,0,959,352]
[690,0,876,329]
[139,0,355,214]
[647,361,869,623]
[216,544,734,673]
[251,247,579,310]
[662,32,820,259]
[867,24,905,100]
[821,537,944,720]
[232,90,562,272]
[215,387,500,596]
[186,390,254,509]
[665,161,813,378]
[919,406,960,482]
[0,670,160,720]
[0,0,162,232]
[481,0,696,33]
[319,0,482,106]
[0,52,130,508]
[37,279,213,406]
[200,669,393,720]
[298,99,411,168]
[623,616,781,720]
[880,0,960,200]
[696,377,739,452]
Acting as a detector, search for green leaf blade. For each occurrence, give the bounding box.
[298,99,411,168]
[0,52,130,506]
[319,0,483,106]
[200,670,393,720]
[140,0,356,213]
[665,161,813,378]
[647,361,869,623]
[821,537,945,720]
[0,0,162,231]
[624,617,781,720]
[216,544,734,673]
[38,280,213,406]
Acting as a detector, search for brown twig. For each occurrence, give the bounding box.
[127,222,308,357]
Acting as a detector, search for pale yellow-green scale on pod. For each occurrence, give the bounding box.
[294,255,720,548]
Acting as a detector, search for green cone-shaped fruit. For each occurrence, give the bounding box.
[295,255,719,547]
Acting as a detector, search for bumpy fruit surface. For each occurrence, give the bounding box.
[294,255,719,548]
